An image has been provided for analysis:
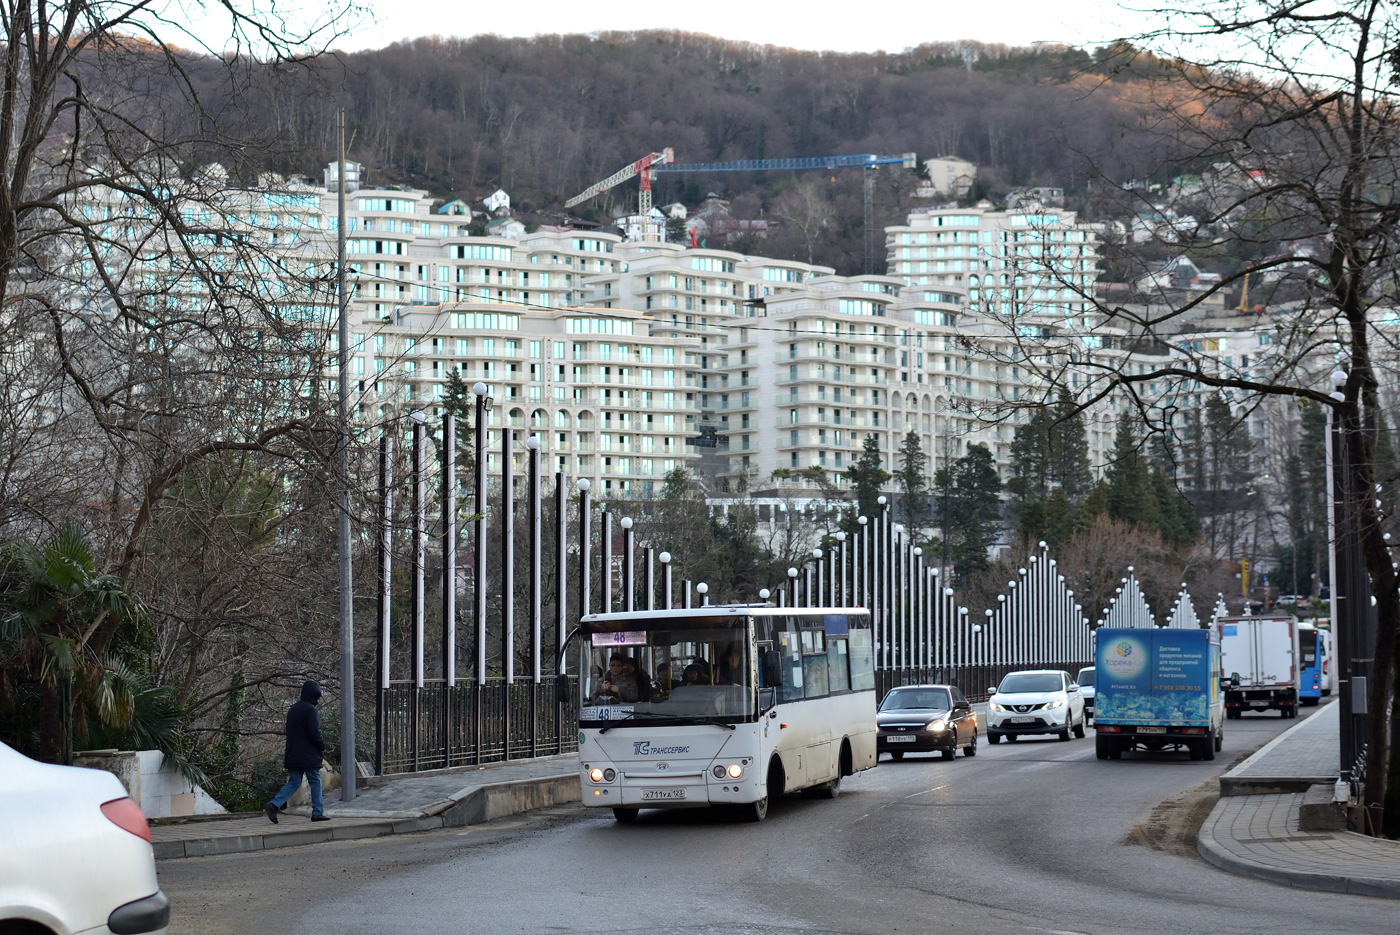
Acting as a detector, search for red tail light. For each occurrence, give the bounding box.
[101,797,152,842]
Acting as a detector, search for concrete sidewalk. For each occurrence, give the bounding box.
[150,755,580,859]
[1197,700,1400,898]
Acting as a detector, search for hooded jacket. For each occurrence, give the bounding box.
[283,680,326,771]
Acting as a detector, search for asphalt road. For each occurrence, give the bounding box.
[161,706,1391,935]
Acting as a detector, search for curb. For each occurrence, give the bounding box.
[154,773,580,859]
[1196,810,1400,898]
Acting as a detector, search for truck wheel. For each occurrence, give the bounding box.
[1188,743,1202,761]
[1107,740,1123,760]
[1202,731,1216,761]
[1095,734,1111,760]
[1214,728,1224,753]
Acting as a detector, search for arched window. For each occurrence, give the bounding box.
[531,409,546,428]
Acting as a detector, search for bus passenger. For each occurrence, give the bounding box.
[592,654,639,704]
[622,656,651,701]
[716,646,745,686]
[676,664,703,689]
[653,664,673,700]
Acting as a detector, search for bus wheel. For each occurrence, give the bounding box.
[612,807,639,824]
[806,774,842,799]
[742,795,769,822]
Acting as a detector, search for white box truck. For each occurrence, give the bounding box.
[1215,614,1299,718]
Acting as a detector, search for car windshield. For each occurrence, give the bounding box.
[1077,669,1095,687]
[578,615,754,724]
[999,673,1062,694]
[879,688,950,712]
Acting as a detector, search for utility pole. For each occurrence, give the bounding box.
[336,108,356,802]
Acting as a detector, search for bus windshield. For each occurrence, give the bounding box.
[579,616,754,724]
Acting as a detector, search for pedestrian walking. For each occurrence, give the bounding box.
[264,680,330,823]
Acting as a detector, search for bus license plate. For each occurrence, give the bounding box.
[642,788,686,800]
[886,736,915,743]
[1139,726,1167,734]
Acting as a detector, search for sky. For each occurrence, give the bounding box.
[335,1,1140,53]
[168,0,1151,57]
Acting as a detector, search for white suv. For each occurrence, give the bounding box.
[986,669,1086,743]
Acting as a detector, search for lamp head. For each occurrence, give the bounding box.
[620,516,633,530]
[409,409,426,425]
[787,567,798,578]
[472,381,488,396]
[697,582,708,595]
[759,588,771,600]
[577,477,591,492]
[524,434,540,451]
[658,551,671,564]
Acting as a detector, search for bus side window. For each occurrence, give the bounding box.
[803,650,829,698]
[827,638,850,692]
[777,630,804,703]
[848,628,875,691]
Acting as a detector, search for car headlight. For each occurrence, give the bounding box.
[927,718,947,731]
[1047,699,1065,709]
[990,702,1005,712]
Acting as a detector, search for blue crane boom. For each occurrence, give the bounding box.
[653,153,917,174]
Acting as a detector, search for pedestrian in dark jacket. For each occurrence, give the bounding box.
[264,680,329,823]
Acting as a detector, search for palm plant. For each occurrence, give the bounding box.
[0,523,195,778]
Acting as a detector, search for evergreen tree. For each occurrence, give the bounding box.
[895,431,930,529]
[934,443,1003,578]
[1104,414,1162,532]
[845,435,890,521]
[441,368,479,471]
[1049,390,1093,500]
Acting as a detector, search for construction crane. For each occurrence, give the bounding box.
[564,149,675,217]
[567,150,918,271]
[658,153,917,273]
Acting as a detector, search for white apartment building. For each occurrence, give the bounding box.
[61,165,1339,507]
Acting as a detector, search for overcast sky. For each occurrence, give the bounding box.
[346,1,1140,52]
[222,0,1150,55]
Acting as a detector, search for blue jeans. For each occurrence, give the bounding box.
[269,768,323,816]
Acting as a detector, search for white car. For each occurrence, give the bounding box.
[1076,666,1096,720]
[986,669,1086,743]
[0,742,170,934]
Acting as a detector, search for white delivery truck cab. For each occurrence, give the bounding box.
[1215,614,1299,718]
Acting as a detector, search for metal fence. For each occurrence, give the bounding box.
[369,410,1170,776]
[378,678,579,774]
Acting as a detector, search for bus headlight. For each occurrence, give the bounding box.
[713,765,725,779]
[589,767,604,782]
[727,763,744,779]
[603,768,616,782]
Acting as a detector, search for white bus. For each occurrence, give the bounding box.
[567,605,878,822]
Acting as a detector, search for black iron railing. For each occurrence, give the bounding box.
[378,678,579,775]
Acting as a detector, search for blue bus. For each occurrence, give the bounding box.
[1298,624,1323,706]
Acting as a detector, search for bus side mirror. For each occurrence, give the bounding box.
[555,673,570,704]
[762,650,783,688]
